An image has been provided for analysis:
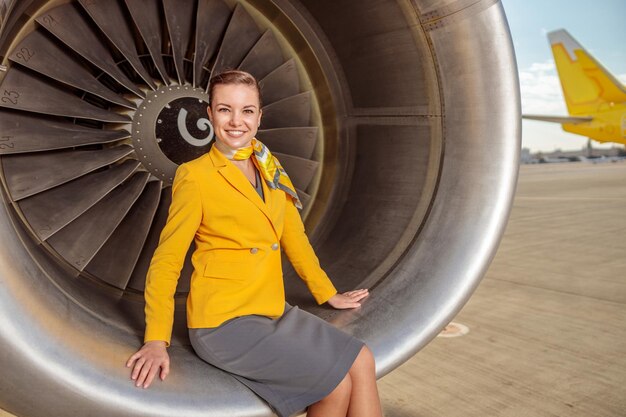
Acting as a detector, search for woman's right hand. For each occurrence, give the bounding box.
[126,340,170,389]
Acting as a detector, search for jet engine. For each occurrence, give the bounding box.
[0,0,520,415]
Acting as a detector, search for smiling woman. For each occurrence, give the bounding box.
[127,70,382,417]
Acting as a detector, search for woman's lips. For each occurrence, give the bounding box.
[226,130,246,138]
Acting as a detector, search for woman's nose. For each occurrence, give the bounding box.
[229,111,242,125]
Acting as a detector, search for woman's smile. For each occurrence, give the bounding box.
[225,129,247,138]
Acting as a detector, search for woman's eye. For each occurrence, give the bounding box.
[244,109,254,114]
[218,108,229,112]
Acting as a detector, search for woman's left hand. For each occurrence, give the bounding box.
[327,289,369,309]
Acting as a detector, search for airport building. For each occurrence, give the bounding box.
[522,144,626,164]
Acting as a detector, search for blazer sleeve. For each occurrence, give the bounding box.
[144,164,202,346]
[280,198,337,304]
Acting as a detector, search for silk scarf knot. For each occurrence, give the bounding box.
[230,138,302,209]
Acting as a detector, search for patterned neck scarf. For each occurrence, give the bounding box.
[216,138,302,209]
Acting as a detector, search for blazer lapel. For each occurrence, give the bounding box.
[209,146,278,235]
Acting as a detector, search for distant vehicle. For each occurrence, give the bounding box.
[539,156,571,164]
[523,29,626,146]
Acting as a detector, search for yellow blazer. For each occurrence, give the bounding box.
[144,145,337,345]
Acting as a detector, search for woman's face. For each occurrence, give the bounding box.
[208,83,262,150]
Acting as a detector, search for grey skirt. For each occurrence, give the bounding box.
[189,304,364,417]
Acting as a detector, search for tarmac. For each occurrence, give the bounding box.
[379,161,626,417]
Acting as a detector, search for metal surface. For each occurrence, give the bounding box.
[126,188,172,293]
[78,0,156,90]
[163,0,195,85]
[194,0,230,87]
[259,59,301,104]
[124,0,170,85]
[342,0,520,376]
[35,3,144,97]
[0,66,131,122]
[84,179,162,289]
[0,112,129,154]
[8,30,135,109]
[256,127,318,159]
[261,91,312,128]
[2,145,134,200]
[45,171,150,271]
[239,30,285,81]
[16,159,139,240]
[0,0,520,416]
[0,0,9,29]
[209,3,261,81]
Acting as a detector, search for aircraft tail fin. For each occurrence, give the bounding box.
[548,29,626,115]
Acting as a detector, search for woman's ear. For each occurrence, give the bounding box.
[257,109,262,127]
[206,106,213,123]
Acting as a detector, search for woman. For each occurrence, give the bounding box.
[126,70,382,417]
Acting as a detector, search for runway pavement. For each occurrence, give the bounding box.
[379,161,626,416]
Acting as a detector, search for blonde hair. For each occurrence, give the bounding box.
[208,70,262,107]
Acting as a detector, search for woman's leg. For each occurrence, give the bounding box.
[347,346,382,417]
[307,373,352,417]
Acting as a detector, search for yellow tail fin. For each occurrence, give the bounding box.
[549,29,626,115]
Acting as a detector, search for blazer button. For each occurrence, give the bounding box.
[250,247,259,254]
[271,243,279,251]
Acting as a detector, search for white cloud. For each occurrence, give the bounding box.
[518,59,567,115]
[527,61,555,72]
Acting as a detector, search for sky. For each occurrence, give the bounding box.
[500,0,626,152]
